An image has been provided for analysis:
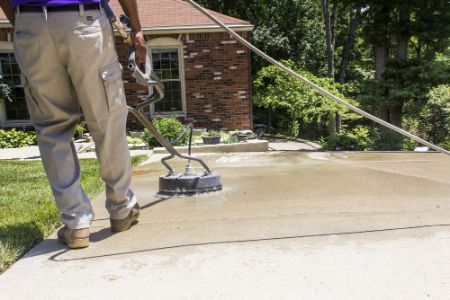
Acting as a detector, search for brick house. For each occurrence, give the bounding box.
[0,0,254,131]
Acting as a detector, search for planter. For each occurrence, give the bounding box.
[202,136,221,145]
[235,133,251,142]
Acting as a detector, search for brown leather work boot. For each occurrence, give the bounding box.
[110,203,140,233]
[57,226,90,249]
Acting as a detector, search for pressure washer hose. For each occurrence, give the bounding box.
[185,0,450,157]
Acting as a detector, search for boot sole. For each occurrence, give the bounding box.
[58,237,89,249]
[111,211,140,233]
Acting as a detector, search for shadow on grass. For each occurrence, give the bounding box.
[0,222,54,272]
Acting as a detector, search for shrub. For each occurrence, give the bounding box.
[126,136,145,150]
[74,123,86,135]
[221,132,239,144]
[127,136,144,145]
[203,130,221,137]
[374,130,405,151]
[142,117,188,147]
[321,126,375,151]
[419,85,450,145]
[0,129,37,149]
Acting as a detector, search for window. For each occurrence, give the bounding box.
[148,38,186,116]
[0,52,29,122]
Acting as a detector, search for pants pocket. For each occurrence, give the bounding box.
[99,61,127,112]
[21,75,44,121]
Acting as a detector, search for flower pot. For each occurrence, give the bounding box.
[202,136,221,145]
[235,133,250,142]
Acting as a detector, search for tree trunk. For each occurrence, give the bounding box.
[267,104,273,134]
[375,41,389,134]
[374,42,388,82]
[331,0,339,51]
[396,8,409,62]
[327,113,337,136]
[335,112,342,132]
[321,0,334,78]
[322,0,339,134]
[389,7,409,128]
[337,7,362,84]
[390,104,403,127]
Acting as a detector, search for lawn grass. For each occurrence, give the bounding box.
[0,155,148,273]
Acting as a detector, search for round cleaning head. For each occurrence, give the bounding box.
[159,173,222,195]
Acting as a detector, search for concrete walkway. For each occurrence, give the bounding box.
[0,138,317,160]
[0,145,153,160]
[1,152,450,299]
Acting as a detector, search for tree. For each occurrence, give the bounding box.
[321,0,339,78]
[253,60,357,138]
[337,6,362,84]
[353,1,450,148]
[419,85,450,146]
[197,0,327,74]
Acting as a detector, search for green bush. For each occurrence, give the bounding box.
[438,139,450,151]
[0,129,37,149]
[374,131,405,151]
[142,117,188,147]
[220,131,239,144]
[321,126,375,151]
[204,130,221,137]
[126,136,144,150]
[74,124,86,137]
[322,132,358,151]
[127,136,144,145]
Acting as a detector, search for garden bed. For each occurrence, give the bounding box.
[153,139,269,154]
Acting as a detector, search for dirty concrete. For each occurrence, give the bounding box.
[1,152,450,299]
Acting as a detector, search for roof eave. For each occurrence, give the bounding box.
[141,24,254,34]
[0,21,254,33]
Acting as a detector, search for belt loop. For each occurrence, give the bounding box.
[43,6,48,20]
[79,4,85,17]
[16,5,21,15]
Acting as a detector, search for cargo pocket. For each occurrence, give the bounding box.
[21,75,43,121]
[99,61,127,112]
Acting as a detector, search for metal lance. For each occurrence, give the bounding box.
[184,0,450,157]
[100,0,223,194]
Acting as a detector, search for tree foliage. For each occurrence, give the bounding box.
[253,60,360,137]
[196,0,327,73]
[418,85,450,146]
[196,1,450,150]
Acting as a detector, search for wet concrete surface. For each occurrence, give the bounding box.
[1,152,450,299]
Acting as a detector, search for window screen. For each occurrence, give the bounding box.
[150,48,183,113]
[0,53,29,121]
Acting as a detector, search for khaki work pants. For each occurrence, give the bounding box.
[13,6,136,229]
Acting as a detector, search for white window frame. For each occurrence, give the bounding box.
[147,38,186,118]
[0,42,31,128]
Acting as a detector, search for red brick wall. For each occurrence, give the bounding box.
[2,28,253,131]
[117,31,253,131]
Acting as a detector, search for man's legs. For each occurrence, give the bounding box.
[13,11,93,229]
[47,9,137,221]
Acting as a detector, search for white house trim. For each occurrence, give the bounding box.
[0,42,32,128]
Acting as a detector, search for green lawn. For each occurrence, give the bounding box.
[0,155,148,273]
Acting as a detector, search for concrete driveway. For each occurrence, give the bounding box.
[1,151,450,299]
